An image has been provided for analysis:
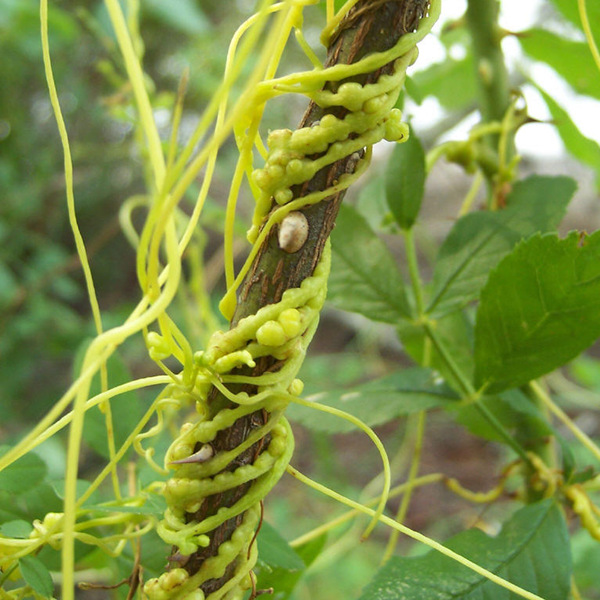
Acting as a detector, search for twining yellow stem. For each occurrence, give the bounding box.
[103,0,165,190]
[578,0,600,72]
[290,473,444,548]
[530,381,600,463]
[292,397,391,539]
[287,466,546,600]
[382,411,426,562]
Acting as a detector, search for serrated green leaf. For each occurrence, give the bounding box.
[287,368,458,434]
[520,29,600,99]
[537,87,600,183]
[328,205,411,323]
[427,176,575,318]
[358,500,570,600]
[0,519,33,538]
[19,555,54,598]
[257,522,305,571]
[411,55,476,110]
[385,130,425,230]
[0,446,47,495]
[475,231,600,393]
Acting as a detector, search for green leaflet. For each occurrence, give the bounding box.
[520,29,600,100]
[358,500,570,600]
[0,446,47,495]
[385,129,426,231]
[255,533,327,600]
[411,55,476,111]
[257,522,305,571]
[454,389,554,445]
[398,310,474,393]
[0,519,33,538]
[287,367,458,434]
[19,555,54,598]
[537,86,600,184]
[427,175,575,318]
[475,231,600,393]
[328,204,411,323]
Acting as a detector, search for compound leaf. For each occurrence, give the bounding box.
[427,176,575,318]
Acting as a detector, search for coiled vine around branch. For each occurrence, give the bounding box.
[144,1,438,599]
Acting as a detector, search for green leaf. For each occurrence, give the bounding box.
[454,389,554,444]
[358,500,570,600]
[537,87,600,183]
[0,446,47,495]
[475,231,600,393]
[0,519,33,538]
[398,310,475,393]
[328,205,411,323]
[385,129,426,230]
[427,176,575,317]
[356,174,388,230]
[143,0,209,35]
[257,522,305,571]
[19,555,54,598]
[520,29,600,100]
[547,0,600,46]
[287,368,458,434]
[411,56,476,111]
[255,534,326,600]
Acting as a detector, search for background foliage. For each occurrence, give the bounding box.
[1,0,600,599]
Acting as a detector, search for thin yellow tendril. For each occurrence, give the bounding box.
[290,473,444,547]
[383,410,426,562]
[530,381,600,463]
[103,0,165,189]
[287,466,547,600]
[292,396,391,540]
[578,0,600,73]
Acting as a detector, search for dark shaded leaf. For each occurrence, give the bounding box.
[0,447,47,495]
[287,368,458,434]
[358,500,570,600]
[385,130,426,230]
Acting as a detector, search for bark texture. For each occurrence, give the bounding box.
[177,0,430,593]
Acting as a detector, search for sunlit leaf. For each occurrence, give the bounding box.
[521,29,600,99]
[475,231,600,393]
[328,205,411,323]
[427,176,575,317]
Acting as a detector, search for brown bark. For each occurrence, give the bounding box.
[177,0,430,593]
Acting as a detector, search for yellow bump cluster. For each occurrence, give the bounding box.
[247,51,415,244]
